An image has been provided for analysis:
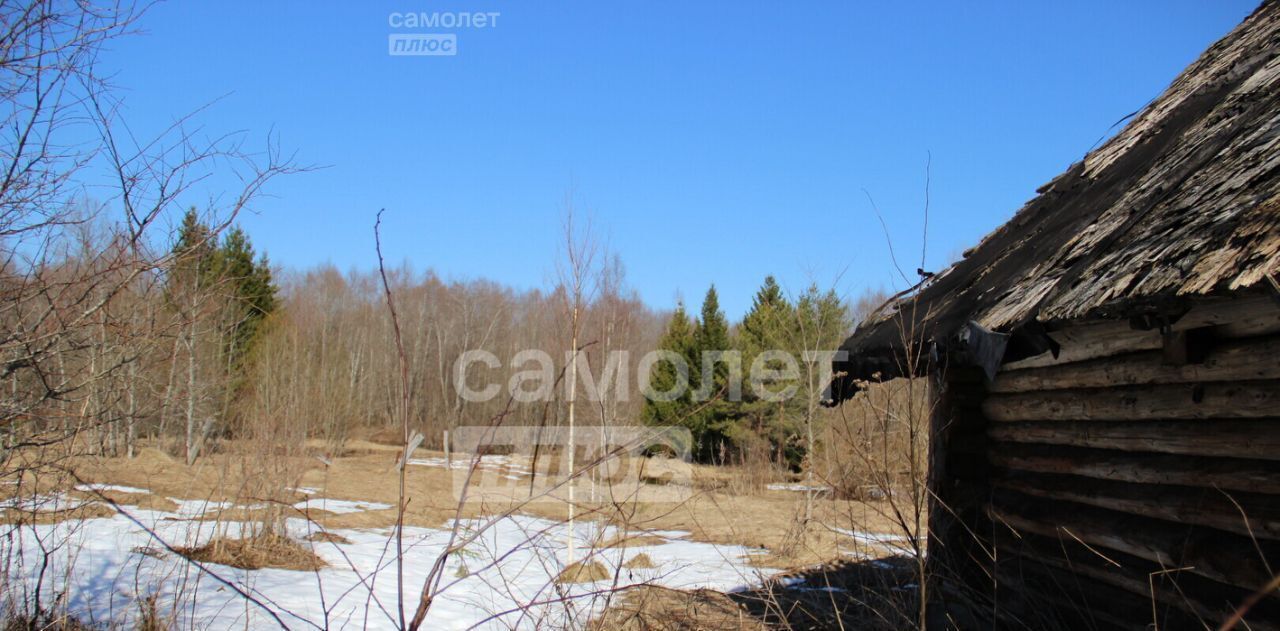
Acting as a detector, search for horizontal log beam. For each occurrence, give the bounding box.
[983,381,1280,421]
[991,565,1146,630]
[989,443,1280,494]
[1003,320,1161,371]
[991,336,1280,393]
[992,471,1280,539]
[987,419,1280,460]
[989,489,1279,592]
[994,531,1280,631]
[1002,296,1280,371]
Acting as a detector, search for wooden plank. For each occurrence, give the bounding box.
[1003,296,1280,371]
[991,335,1280,393]
[988,490,1279,592]
[992,471,1280,539]
[989,443,1280,494]
[983,380,1280,422]
[987,419,1280,460]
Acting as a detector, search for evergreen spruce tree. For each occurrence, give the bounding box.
[172,208,219,286]
[737,276,801,466]
[693,285,730,363]
[739,276,788,364]
[642,300,695,429]
[687,285,741,463]
[219,226,277,368]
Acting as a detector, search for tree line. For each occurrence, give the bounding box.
[9,200,876,472]
[21,208,869,470]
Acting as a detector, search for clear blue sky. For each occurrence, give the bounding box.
[101,1,1259,319]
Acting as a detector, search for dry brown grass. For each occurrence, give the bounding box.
[591,586,767,631]
[83,490,180,513]
[175,534,325,571]
[601,534,670,549]
[134,594,171,631]
[304,531,351,544]
[623,553,656,569]
[0,502,115,525]
[1,613,98,631]
[556,559,611,584]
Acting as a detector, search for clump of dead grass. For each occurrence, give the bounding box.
[2,611,97,631]
[556,558,611,584]
[132,546,167,560]
[623,553,655,569]
[176,534,325,571]
[304,531,351,545]
[135,594,171,631]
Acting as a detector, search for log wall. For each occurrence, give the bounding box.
[935,297,1280,629]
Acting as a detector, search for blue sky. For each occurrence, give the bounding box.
[101,1,1258,319]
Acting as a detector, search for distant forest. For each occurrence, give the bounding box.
[19,208,886,469]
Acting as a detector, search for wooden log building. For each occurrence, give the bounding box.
[826,3,1280,628]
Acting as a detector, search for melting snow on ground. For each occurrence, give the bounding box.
[291,497,393,514]
[2,489,780,629]
[764,483,831,493]
[834,528,918,558]
[407,454,532,480]
[74,483,152,495]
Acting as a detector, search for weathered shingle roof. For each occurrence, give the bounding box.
[830,1,1280,400]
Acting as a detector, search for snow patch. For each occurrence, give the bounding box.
[2,506,779,629]
[292,498,393,514]
[765,483,831,493]
[75,484,151,495]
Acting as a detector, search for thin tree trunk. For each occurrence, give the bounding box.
[185,318,199,466]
